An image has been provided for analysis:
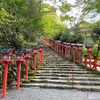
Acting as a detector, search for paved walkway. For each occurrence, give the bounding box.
[1,88,100,100]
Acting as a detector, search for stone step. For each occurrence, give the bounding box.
[21,46,100,92]
[45,64,76,67]
[35,73,98,77]
[40,67,85,70]
[37,70,91,74]
[39,68,86,71]
[21,83,100,92]
[45,65,83,69]
[30,78,100,85]
[45,63,75,66]
[34,76,100,81]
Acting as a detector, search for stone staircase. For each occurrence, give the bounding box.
[21,46,100,92]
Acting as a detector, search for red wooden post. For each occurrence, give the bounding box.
[24,49,32,80]
[53,40,55,50]
[84,55,87,67]
[16,59,24,90]
[54,42,56,51]
[41,47,44,65]
[59,44,61,54]
[26,59,29,80]
[40,52,43,65]
[89,52,92,69]
[1,48,14,98]
[15,50,25,90]
[17,62,21,90]
[63,46,65,57]
[63,42,67,58]
[73,48,76,62]
[41,51,43,65]
[68,46,71,60]
[78,50,81,64]
[64,47,66,57]
[86,45,93,69]
[34,53,37,73]
[71,44,76,62]
[58,41,61,54]
[94,57,97,71]
[59,44,60,54]
[2,62,8,98]
[39,48,42,66]
[63,45,65,56]
[32,47,38,73]
[62,44,63,55]
[77,45,83,65]
[57,43,59,53]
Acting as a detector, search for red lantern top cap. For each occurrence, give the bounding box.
[0,48,15,55]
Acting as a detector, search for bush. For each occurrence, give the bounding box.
[53,31,84,44]
[53,32,62,40]
[60,31,72,43]
[72,33,85,43]
[82,47,88,56]
[92,46,100,58]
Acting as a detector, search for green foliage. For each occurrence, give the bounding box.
[92,21,100,36]
[82,45,100,58]
[92,46,98,57]
[60,3,71,13]
[84,0,100,12]
[8,63,17,85]
[82,47,88,56]
[0,0,43,49]
[53,32,62,40]
[54,30,85,44]
[72,33,85,43]
[41,4,66,38]
[60,31,72,42]
[0,8,11,26]
[0,0,44,88]
[92,45,100,58]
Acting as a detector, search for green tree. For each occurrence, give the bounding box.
[84,0,100,13]
[41,4,66,38]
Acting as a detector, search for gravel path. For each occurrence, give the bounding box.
[1,88,100,100]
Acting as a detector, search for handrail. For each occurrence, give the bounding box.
[43,38,100,72]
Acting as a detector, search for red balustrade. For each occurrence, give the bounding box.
[43,38,100,73]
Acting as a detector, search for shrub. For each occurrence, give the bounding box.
[72,33,85,43]
[53,32,62,40]
[60,31,72,43]
[82,47,88,56]
[92,46,100,58]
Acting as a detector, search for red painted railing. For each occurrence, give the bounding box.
[0,46,44,98]
[43,38,100,72]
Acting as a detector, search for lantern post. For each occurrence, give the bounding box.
[15,50,25,90]
[24,49,32,80]
[67,43,71,60]
[0,48,15,98]
[32,46,38,73]
[71,44,76,62]
[63,42,67,57]
[86,45,94,68]
[77,44,83,64]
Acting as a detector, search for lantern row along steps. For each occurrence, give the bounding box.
[21,46,100,92]
[0,45,44,98]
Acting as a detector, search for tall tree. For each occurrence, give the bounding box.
[41,4,66,38]
[0,0,44,48]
